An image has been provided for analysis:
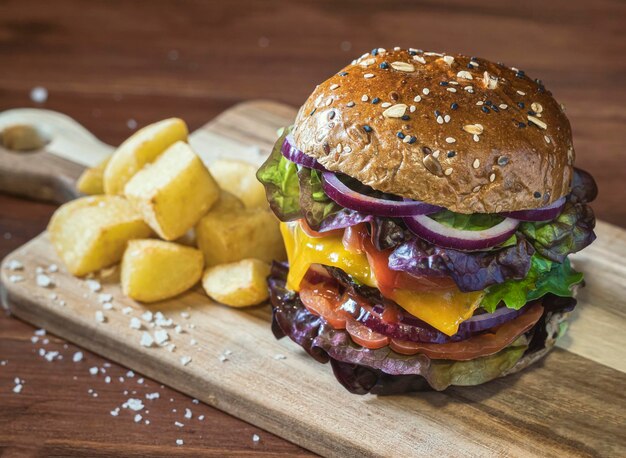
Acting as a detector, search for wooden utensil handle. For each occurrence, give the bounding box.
[0,108,114,204]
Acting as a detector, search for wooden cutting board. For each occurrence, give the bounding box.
[0,101,624,458]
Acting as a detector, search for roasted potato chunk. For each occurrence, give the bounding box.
[209,159,267,209]
[211,190,244,213]
[104,118,188,195]
[202,259,270,307]
[121,239,203,303]
[48,196,152,276]
[76,156,111,195]
[124,141,219,240]
[196,207,286,267]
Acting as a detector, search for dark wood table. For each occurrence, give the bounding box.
[1,0,624,456]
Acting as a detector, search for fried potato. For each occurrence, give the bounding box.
[196,207,286,267]
[124,141,219,240]
[48,196,153,276]
[202,259,270,307]
[211,190,244,213]
[103,118,188,195]
[209,159,267,209]
[76,156,111,195]
[121,239,203,303]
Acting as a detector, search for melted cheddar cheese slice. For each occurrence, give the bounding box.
[280,222,483,336]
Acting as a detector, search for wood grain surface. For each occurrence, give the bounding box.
[1,0,625,456]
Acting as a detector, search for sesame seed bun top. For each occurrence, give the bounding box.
[292,47,575,213]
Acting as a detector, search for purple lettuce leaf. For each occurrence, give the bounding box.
[388,236,535,292]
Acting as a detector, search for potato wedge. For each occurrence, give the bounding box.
[196,207,286,266]
[211,190,244,213]
[121,240,203,303]
[104,118,188,195]
[209,159,267,209]
[124,141,219,240]
[202,259,270,307]
[48,196,153,276]
[76,156,111,195]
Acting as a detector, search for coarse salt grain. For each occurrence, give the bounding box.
[176,439,183,446]
[98,293,113,304]
[73,351,83,362]
[130,317,142,330]
[95,311,106,323]
[141,311,153,322]
[140,332,154,347]
[125,398,144,411]
[154,330,169,345]
[89,367,98,375]
[180,356,192,366]
[122,307,133,315]
[86,279,101,292]
[36,274,53,288]
[184,408,192,419]
[6,260,23,271]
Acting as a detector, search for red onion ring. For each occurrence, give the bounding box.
[403,214,519,251]
[281,134,326,171]
[501,196,566,221]
[322,172,442,217]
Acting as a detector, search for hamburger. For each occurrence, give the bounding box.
[257,47,597,394]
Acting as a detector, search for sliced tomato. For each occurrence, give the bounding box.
[342,223,367,254]
[389,303,544,360]
[346,319,390,349]
[299,282,346,330]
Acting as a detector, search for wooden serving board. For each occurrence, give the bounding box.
[1,101,625,457]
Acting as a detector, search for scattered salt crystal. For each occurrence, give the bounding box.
[35,329,46,336]
[89,367,98,375]
[95,311,106,323]
[134,414,142,423]
[140,332,154,347]
[73,351,83,362]
[141,311,153,322]
[47,264,58,273]
[145,420,150,425]
[122,307,133,315]
[167,344,176,352]
[44,351,59,362]
[110,408,120,416]
[13,384,23,393]
[176,439,183,446]
[0,360,7,366]
[126,371,135,378]
[42,338,49,345]
[155,317,173,328]
[30,86,48,103]
[130,318,142,330]
[174,325,183,334]
[154,329,169,345]
[6,260,23,271]
[218,354,229,363]
[146,392,160,400]
[120,378,125,384]
[184,408,192,419]
[98,293,113,303]
[180,356,192,366]
[38,348,46,356]
[59,300,66,307]
[86,279,101,292]
[192,399,199,404]
[252,434,260,443]
[105,376,111,384]
[125,398,144,411]
[30,336,39,344]
[102,302,113,311]
[175,421,184,427]
[273,354,287,360]
[137,378,144,384]
[189,339,197,346]
[187,324,196,329]
[198,415,205,421]
[180,312,190,319]
[9,275,25,283]
[127,119,138,130]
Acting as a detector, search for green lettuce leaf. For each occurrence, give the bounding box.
[297,167,341,228]
[481,255,583,312]
[256,127,301,221]
[520,201,596,263]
